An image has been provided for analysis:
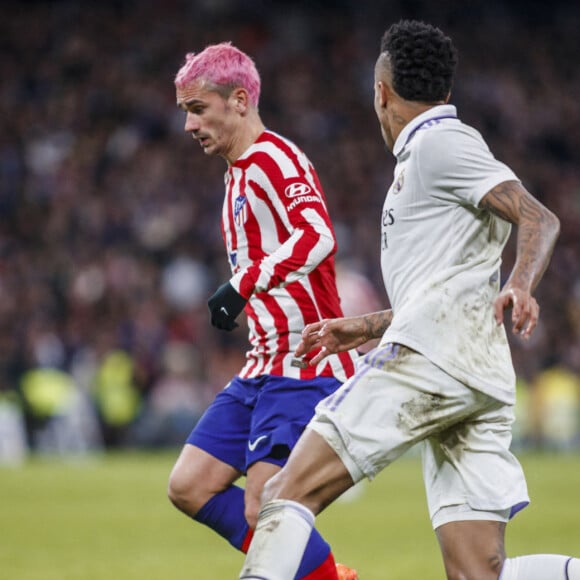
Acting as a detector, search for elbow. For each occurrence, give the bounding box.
[546,210,561,245]
[321,231,337,258]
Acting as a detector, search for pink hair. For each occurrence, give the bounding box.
[174,42,261,108]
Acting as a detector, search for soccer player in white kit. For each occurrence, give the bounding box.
[168,43,358,580]
[240,21,580,580]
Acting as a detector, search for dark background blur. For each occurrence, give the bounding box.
[0,0,579,457]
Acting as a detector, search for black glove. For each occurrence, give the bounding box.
[207,282,247,331]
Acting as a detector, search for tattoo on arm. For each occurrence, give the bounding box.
[479,180,518,222]
[480,180,542,225]
[363,310,393,339]
[480,180,560,292]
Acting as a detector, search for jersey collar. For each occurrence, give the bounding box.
[393,104,458,157]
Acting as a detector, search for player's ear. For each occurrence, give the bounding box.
[231,88,249,114]
[376,80,390,108]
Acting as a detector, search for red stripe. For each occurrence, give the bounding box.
[243,301,264,377]
[265,131,308,180]
[307,258,343,318]
[224,168,238,254]
[300,551,337,579]
[240,529,254,554]
[258,291,290,373]
[285,281,318,325]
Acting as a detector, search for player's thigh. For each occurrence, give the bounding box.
[168,444,242,512]
[248,375,342,468]
[186,378,254,473]
[312,344,485,482]
[436,519,506,579]
[263,428,355,515]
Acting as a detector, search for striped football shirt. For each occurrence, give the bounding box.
[223,130,357,381]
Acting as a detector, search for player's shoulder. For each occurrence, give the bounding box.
[414,119,490,170]
[245,130,312,180]
[253,130,304,157]
[416,116,477,142]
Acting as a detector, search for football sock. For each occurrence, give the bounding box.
[300,551,338,580]
[501,555,580,579]
[194,485,250,551]
[240,499,315,580]
[197,491,334,579]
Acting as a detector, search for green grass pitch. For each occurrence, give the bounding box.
[1,451,579,579]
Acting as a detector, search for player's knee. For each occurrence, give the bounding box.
[167,468,187,508]
[244,497,260,529]
[444,555,504,580]
[261,469,286,504]
[260,467,308,509]
[167,466,202,515]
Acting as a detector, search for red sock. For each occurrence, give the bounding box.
[240,529,254,554]
[241,527,338,579]
[300,551,338,580]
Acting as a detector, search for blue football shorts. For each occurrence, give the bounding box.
[186,374,342,473]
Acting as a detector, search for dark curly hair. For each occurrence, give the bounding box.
[380,20,458,102]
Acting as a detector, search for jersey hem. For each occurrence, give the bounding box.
[381,333,515,405]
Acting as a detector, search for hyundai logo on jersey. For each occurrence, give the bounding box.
[284,182,312,198]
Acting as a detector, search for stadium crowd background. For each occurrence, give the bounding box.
[0,0,579,459]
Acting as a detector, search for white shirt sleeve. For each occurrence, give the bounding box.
[415,124,520,208]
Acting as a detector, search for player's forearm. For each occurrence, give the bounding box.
[480,181,560,294]
[234,226,335,298]
[506,206,560,293]
[361,309,393,340]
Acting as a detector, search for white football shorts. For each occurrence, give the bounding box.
[309,343,530,529]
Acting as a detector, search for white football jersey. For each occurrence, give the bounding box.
[380,105,518,403]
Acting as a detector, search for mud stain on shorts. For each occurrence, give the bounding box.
[396,391,445,434]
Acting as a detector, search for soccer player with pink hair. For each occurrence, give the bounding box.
[168,42,358,580]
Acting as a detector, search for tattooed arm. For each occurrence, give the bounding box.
[480,180,560,338]
[295,310,393,365]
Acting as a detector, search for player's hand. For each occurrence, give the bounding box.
[494,285,539,339]
[295,317,370,366]
[207,282,247,331]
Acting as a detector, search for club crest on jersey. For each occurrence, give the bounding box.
[284,182,312,198]
[392,169,405,194]
[234,195,248,225]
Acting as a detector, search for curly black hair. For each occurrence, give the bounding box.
[380,20,458,102]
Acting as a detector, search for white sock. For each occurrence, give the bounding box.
[239,499,315,580]
[501,555,580,579]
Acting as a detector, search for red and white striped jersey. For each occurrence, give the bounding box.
[223,130,357,381]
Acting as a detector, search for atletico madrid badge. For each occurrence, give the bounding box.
[234,195,248,225]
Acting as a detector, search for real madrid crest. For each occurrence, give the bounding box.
[393,168,405,194]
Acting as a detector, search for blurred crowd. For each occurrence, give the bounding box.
[0,0,579,459]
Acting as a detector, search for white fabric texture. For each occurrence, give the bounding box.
[240,499,314,580]
[501,555,580,579]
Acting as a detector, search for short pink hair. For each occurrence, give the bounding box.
[174,42,261,108]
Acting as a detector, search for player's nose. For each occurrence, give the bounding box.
[184,112,200,133]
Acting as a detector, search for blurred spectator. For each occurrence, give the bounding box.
[530,365,580,450]
[128,342,212,448]
[0,0,578,452]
